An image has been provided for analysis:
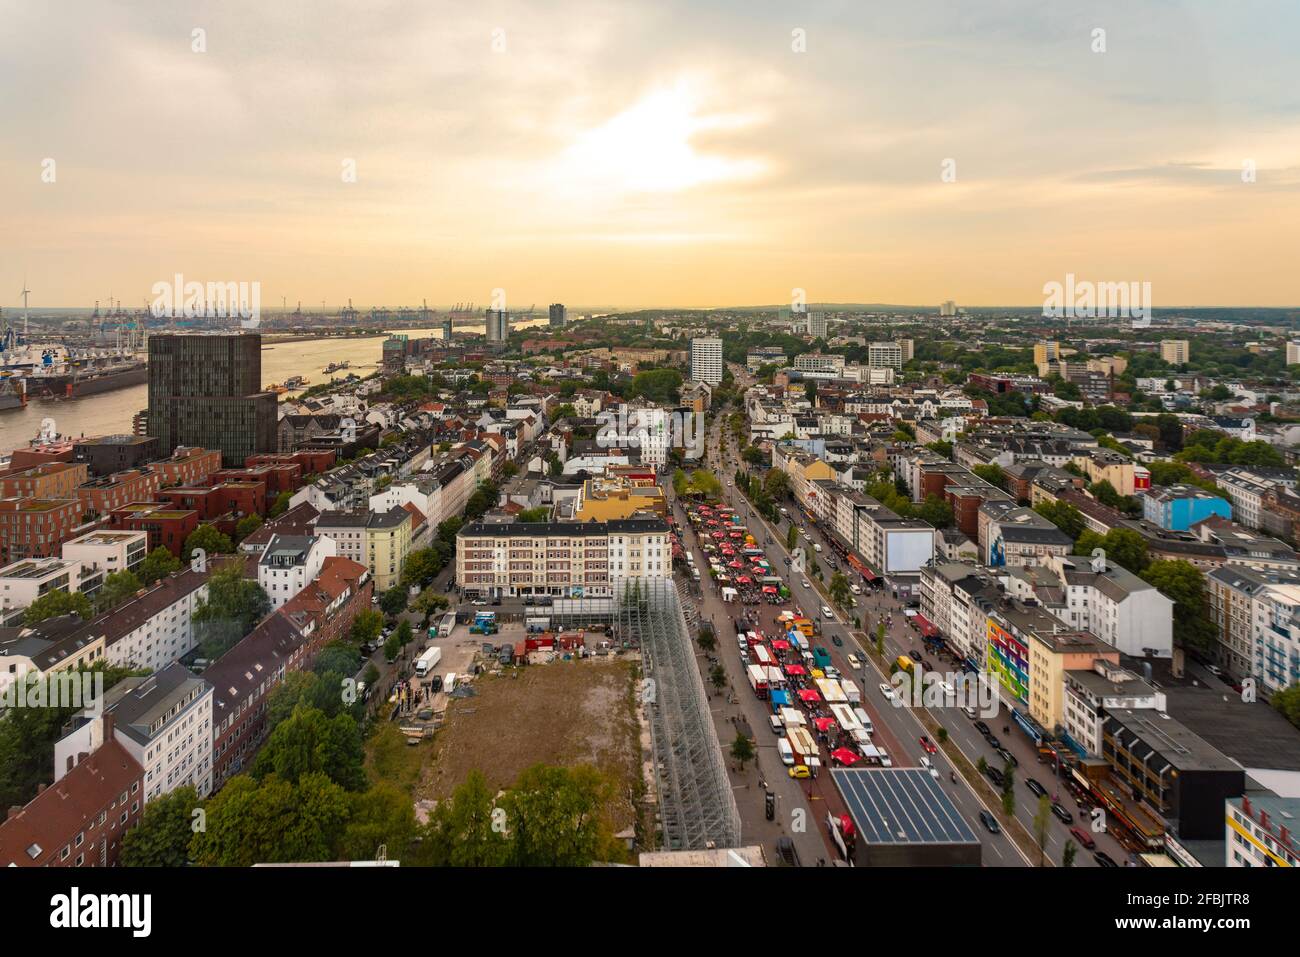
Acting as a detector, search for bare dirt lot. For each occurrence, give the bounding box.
[415,657,643,833]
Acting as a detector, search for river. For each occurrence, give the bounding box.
[0,320,548,451]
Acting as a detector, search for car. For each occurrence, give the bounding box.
[846,653,861,670]
[1206,663,1224,678]
[1093,851,1118,868]
[801,579,811,589]
[876,747,892,767]
[995,747,1018,768]
[1051,802,1073,825]
[918,756,940,778]
[1025,778,1047,799]
[878,683,896,702]
[788,764,811,779]
[910,649,924,660]
[1069,827,1097,850]
[769,715,784,735]
[962,706,978,719]
[985,766,1005,788]
[429,675,444,693]
[985,735,1001,751]
[919,735,937,754]
[831,635,843,647]
[974,720,990,735]
[978,810,1001,834]
[821,605,834,619]
[471,599,487,607]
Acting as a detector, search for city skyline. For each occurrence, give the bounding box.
[5,1,1300,310]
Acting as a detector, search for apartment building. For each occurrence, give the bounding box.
[689,336,723,385]
[0,557,102,613]
[1026,630,1118,735]
[317,507,412,592]
[76,469,162,517]
[256,534,338,609]
[0,462,89,500]
[456,517,669,598]
[62,529,149,577]
[1160,340,1191,365]
[0,498,83,563]
[1141,484,1232,531]
[1063,660,1165,758]
[1207,564,1300,681]
[0,736,143,868]
[1225,794,1300,867]
[54,663,214,802]
[867,341,904,369]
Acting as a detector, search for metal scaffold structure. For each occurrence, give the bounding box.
[551,579,741,850]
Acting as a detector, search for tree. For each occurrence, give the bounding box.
[762,469,791,501]
[1141,560,1216,653]
[829,572,852,608]
[410,590,449,625]
[383,632,401,661]
[379,587,408,617]
[350,608,384,645]
[252,706,367,791]
[972,464,1007,490]
[24,588,92,624]
[917,495,954,529]
[696,629,716,652]
[400,549,444,589]
[269,489,293,518]
[98,570,143,611]
[121,786,201,867]
[416,770,511,867]
[234,514,264,543]
[1034,500,1085,540]
[1062,840,1077,867]
[730,732,755,769]
[710,663,727,689]
[395,620,414,648]
[516,507,550,523]
[1271,683,1300,731]
[338,782,418,861]
[137,547,182,585]
[192,561,271,659]
[183,524,234,561]
[1032,794,1053,866]
[786,524,799,550]
[190,772,349,867]
[1076,527,1149,574]
[498,764,624,866]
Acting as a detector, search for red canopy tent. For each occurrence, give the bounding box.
[728,560,743,569]
[761,585,778,594]
[784,663,806,675]
[735,576,752,584]
[831,748,860,766]
[771,639,790,651]
[797,688,821,703]
[814,717,837,732]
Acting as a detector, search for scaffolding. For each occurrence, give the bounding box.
[551,578,742,851]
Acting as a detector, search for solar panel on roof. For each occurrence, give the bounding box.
[832,768,980,846]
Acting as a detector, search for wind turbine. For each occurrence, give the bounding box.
[20,280,31,341]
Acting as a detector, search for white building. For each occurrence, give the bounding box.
[0,558,102,613]
[456,517,669,598]
[256,534,338,610]
[54,663,214,801]
[61,530,149,578]
[96,565,214,672]
[793,353,845,375]
[629,405,671,469]
[804,311,828,338]
[868,341,904,369]
[1063,661,1165,758]
[689,337,724,386]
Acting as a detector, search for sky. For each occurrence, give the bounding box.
[2,0,1298,310]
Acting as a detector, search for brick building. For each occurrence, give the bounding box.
[0,734,144,868]
[108,504,200,557]
[0,462,89,500]
[76,469,162,517]
[150,447,223,488]
[0,498,83,563]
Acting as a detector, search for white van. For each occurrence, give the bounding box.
[769,715,784,735]
[821,605,834,620]
[813,543,823,553]
[444,672,457,694]
[777,738,795,766]
[850,583,862,595]
[876,747,892,767]
[853,708,874,734]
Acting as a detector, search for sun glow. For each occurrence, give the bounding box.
[561,83,764,194]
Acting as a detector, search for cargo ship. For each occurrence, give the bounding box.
[21,357,148,399]
[0,376,26,410]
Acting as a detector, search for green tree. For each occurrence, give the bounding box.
[24,588,92,624]
[1034,500,1086,540]
[269,489,293,518]
[252,706,367,791]
[516,507,550,523]
[410,590,449,625]
[234,514,264,543]
[1033,795,1052,867]
[710,663,727,689]
[696,628,716,652]
[137,546,182,585]
[499,764,622,866]
[1271,683,1300,731]
[98,570,143,611]
[121,786,201,867]
[730,732,756,769]
[1062,840,1077,867]
[379,587,408,617]
[190,772,349,867]
[350,608,384,645]
[786,524,799,550]
[416,769,511,867]
[192,561,271,659]
[829,572,852,608]
[395,620,414,647]
[1141,560,1216,654]
[383,632,401,661]
[183,523,234,561]
[338,782,418,861]
[400,548,444,589]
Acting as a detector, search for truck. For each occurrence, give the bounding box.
[415,646,442,678]
[840,678,861,704]
[813,646,833,670]
[747,663,770,698]
[436,611,456,638]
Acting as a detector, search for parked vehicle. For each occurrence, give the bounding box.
[777,738,795,766]
[978,810,1001,834]
[1051,803,1073,825]
[1025,778,1047,799]
[415,646,442,678]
